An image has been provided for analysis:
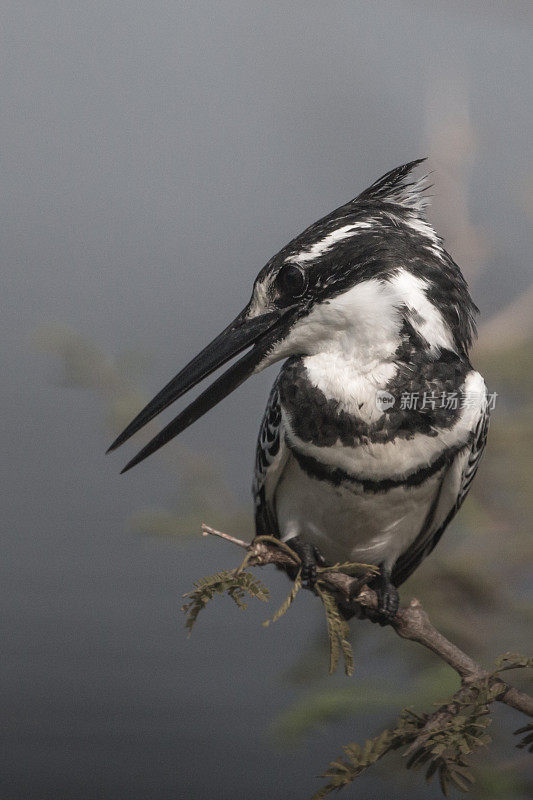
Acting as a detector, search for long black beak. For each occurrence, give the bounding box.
[107,307,286,473]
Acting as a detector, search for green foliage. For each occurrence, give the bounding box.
[314,704,482,798]
[403,702,491,796]
[314,656,533,799]
[181,534,369,676]
[312,711,425,799]
[262,571,303,627]
[182,538,366,677]
[315,584,355,677]
[182,570,270,634]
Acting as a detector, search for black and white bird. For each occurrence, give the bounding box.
[108,160,489,621]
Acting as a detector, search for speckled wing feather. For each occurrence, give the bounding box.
[252,376,289,537]
[392,403,490,587]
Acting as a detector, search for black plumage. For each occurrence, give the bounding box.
[111,159,489,618]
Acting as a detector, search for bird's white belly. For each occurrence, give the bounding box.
[274,455,444,571]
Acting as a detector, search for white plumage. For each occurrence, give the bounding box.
[112,160,488,616]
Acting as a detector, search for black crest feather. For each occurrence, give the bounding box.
[355,158,429,214]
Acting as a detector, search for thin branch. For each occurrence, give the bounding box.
[201,523,533,720]
[201,524,250,549]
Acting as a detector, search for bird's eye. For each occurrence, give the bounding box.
[276,263,307,298]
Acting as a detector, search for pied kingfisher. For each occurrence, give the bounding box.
[109,160,489,621]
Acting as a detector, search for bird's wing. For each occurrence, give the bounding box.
[391,402,490,587]
[253,376,290,537]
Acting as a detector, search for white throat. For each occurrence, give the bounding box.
[258,278,401,371]
[256,269,455,375]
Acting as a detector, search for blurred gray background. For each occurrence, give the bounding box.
[2,3,533,799]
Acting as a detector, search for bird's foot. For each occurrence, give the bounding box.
[286,536,326,589]
[363,569,400,626]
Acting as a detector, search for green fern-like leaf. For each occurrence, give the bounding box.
[313,711,426,798]
[313,683,506,800]
[263,571,302,627]
[402,686,495,796]
[182,569,270,633]
[316,584,354,677]
[312,733,393,799]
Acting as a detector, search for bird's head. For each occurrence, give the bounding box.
[109,159,477,472]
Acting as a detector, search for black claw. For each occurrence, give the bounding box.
[286,536,324,589]
[378,586,400,617]
[301,560,317,587]
[365,567,400,626]
[337,598,366,621]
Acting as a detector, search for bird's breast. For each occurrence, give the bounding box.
[277,353,480,481]
[274,452,447,569]
[267,352,486,568]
